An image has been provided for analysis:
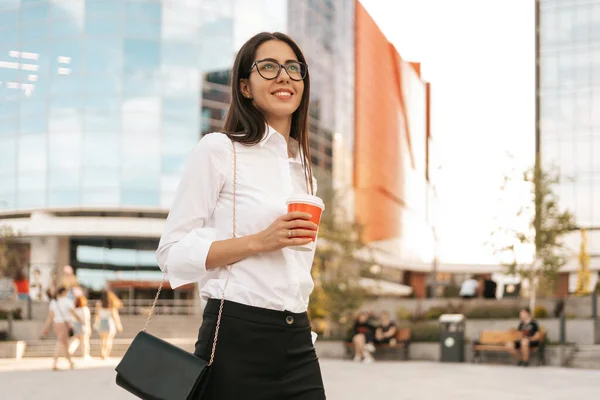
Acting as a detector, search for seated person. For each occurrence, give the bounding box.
[351,311,375,363]
[505,307,541,366]
[374,311,397,345]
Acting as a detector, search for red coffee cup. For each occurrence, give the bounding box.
[286,194,325,251]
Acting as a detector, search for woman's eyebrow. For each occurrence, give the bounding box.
[259,57,299,63]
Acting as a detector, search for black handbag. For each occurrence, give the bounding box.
[115,139,239,400]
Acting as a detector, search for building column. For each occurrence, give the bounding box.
[29,236,70,292]
[554,272,569,298]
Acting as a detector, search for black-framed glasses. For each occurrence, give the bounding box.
[249,58,308,81]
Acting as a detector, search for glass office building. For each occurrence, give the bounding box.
[0,0,354,292]
[538,0,600,291]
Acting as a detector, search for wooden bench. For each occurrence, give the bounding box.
[344,327,411,360]
[473,329,545,365]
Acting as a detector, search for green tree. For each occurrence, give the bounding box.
[490,164,576,310]
[0,226,27,279]
[308,173,371,338]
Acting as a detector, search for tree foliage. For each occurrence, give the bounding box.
[307,175,370,336]
[0,225,27,279]
[490,164,576,292]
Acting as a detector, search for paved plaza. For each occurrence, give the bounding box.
[1,357,600,399]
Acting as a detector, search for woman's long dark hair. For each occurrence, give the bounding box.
[223,32,314,194]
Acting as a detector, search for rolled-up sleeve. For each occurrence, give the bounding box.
[156,133,229,289]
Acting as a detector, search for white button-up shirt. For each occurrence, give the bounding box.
[156,126,318,313]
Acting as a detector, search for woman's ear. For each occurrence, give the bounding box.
[239,79,252,99]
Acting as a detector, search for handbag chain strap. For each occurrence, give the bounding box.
[143,139,238,367]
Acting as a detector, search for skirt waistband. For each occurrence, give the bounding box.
[204,299,310,329]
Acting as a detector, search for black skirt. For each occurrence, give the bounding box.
[194,298,326,400]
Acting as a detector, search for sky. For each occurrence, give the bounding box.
[359,0,536,264]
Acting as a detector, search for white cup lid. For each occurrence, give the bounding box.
[286,194,325,210]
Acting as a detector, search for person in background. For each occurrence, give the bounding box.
[374,311,397,346]
[29,268,47,302]
[482,276,498,299]
[13,269,29,300]
[94,290,123,360]
[41,287,83,371]
[460,275,479,299]
[351,311,376,363]
[505,307,542,367]
[69,295,92,361]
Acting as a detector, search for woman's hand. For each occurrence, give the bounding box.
[252,212,318,253]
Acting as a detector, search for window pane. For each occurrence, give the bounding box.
[84,96,121,133]
[81,189,119,206]
[0,7,18,29]
[86,0,123,18]
[20,98,47,134]
[0,136,16,172]
[50,0,85,20]
[125,1,161,20]
[49,132,82,169]
[0,117,17,136]
[21,21,49,43]
[0,174,16,195]
[123,39,160,74]
[82,168,119,190]
[162,41,200,67]
[86,17,122,36]
[21,3,49,23]
[125,18,161,40]
[17,190,46,208]
[121,189,159,206]
[48,190,80,206]
[48,168,81,190]
[17,171,46,191]
[84,74,121,95]
[85,37,122,75]
[49,97,83,133]
[121,133,160,170]
[83,133,119,168]
[18,134,46,171]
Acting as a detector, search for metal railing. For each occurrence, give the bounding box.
[119,298,198,316]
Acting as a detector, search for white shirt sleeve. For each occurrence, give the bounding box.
[156,133,230,289]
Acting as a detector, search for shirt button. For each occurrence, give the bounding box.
[286,315,294,325]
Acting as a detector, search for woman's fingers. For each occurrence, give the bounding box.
[281,211,312,222]
[287,229,318,238]
[285,219,318,230]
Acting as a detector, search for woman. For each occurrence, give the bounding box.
[41,287,83,371]
[69,295,92,360]
[157,32,326,399]
[374,311,397,346]
[351,311,376,363]
[94,290,123,360]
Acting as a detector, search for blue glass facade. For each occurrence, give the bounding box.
[0,0,208,210]
[539,0,600,283]
[0,0,349,212]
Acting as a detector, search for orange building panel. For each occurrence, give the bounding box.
[354,2,411,243]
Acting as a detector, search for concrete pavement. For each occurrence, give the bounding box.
[1,357,600,399]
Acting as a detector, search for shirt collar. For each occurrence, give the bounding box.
[258,124,279,147]
[259,124,303,164]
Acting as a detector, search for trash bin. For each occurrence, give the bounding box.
[439,314,466,363]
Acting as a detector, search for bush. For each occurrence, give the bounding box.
[0,308,22,320]
[410,323,441,342]
[534,305,549,319]
[464,305,521,319]
[423,307,446,321]
[396,306,412,322]
[443,285,461,298]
